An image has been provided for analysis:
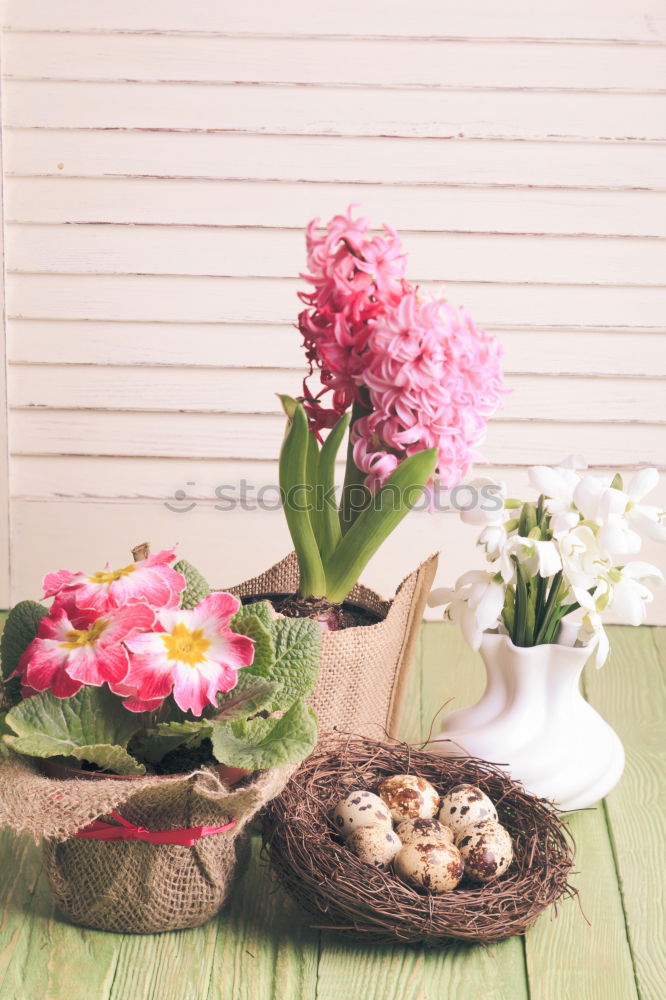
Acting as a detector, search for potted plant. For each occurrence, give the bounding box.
[228,206,506,738]
[0,545,322,932]
[428,459,665,810]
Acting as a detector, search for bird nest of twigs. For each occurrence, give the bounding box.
[262,733,577,946]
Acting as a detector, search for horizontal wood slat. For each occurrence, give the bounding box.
[6,131,665,189]
[5,81,665,141]
[4,0,666,43]
[8,274,666,326]
[5,180,666,237]
[8,366,665,422]
[5,34,666,90]
[11,409,665,465]
[8,320,666,377]
[11,456,666,506]
[7,224,665,284]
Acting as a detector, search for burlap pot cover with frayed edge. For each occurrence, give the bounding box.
[227,552,438,739]
[0,751,292,934]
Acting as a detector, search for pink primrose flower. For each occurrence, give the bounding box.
[17,603,156,698]
[43,547,186,615]
[120,592,255,716]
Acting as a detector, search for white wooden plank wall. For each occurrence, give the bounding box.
[1,0,665,621]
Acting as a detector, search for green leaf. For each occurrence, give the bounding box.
[4,734,145,775]
[325,447,438,603]
[519,502,537,537]
[228,612,275,677]
[132,720,212,765]
[611,472,624,491]
[317,412,350,560]
[534,570,565,645]
[210,699,317,770]
[1,600,50,705]
[278,397,327,598]
[3,686,143,774]
[213,678,281,723]
[339,398,373,533]
[501,586,515,636]
[268,616,321,713]
[514,558,528,646]
[173,559,211,609]
[232,599,273,629]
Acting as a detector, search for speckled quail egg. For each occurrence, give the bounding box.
[453,818,499,846]
[378,774,440,822]
[395,817,454,846]
[331,790,393,839]
[347,824,403,866]
[438,784,497,837]
[457,824,513,882]
[393,837,464,893]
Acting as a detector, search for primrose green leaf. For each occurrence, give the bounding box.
[210,699,317,771]
[232,600,273,629]
[4,735,145,776]
[267,616,321,713]
[4,686,143,774]
[132,719,212,765]
[174,559,211,609]
[213,678,281,723]
[1,600,50,705]
[229,612,275,677]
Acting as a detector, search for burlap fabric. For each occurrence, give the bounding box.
[0,750,292,933]
[228,552,438,739]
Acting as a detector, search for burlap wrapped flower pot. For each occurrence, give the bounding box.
[0,750,292,934]
[228,552,438,738]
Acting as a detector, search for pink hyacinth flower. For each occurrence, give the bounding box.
[43,547,186,615]
[17,603,156,698]
[120,592,255,716]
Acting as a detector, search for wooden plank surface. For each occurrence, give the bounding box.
[584,627,665,1000]
[9,322,666,378]
[6,33,666,90]
[6,81,664,141]
[4,0,666,43]
[8,225,665,285]
[5,132,664,189]
[0,622,662,999]
[9,367,665,423]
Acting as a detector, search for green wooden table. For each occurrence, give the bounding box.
[0,623,662,1000]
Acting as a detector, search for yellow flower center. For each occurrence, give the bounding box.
[61,617,110,649]
[162,623,211,667]
[88,563,136,585]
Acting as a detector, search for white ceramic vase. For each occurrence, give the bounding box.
[430,627,625,811]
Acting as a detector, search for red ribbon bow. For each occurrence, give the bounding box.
[74,810,236,847]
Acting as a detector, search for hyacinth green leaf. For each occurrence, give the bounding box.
[317,411,350,561]
[305,421,323,549]
[1,600,50,705]
[209,699,317,771]
[339,399,373,533]
[278,395,327,598]
[3,686,143,775]
[325,447,438,604]
[228,612,275,677]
